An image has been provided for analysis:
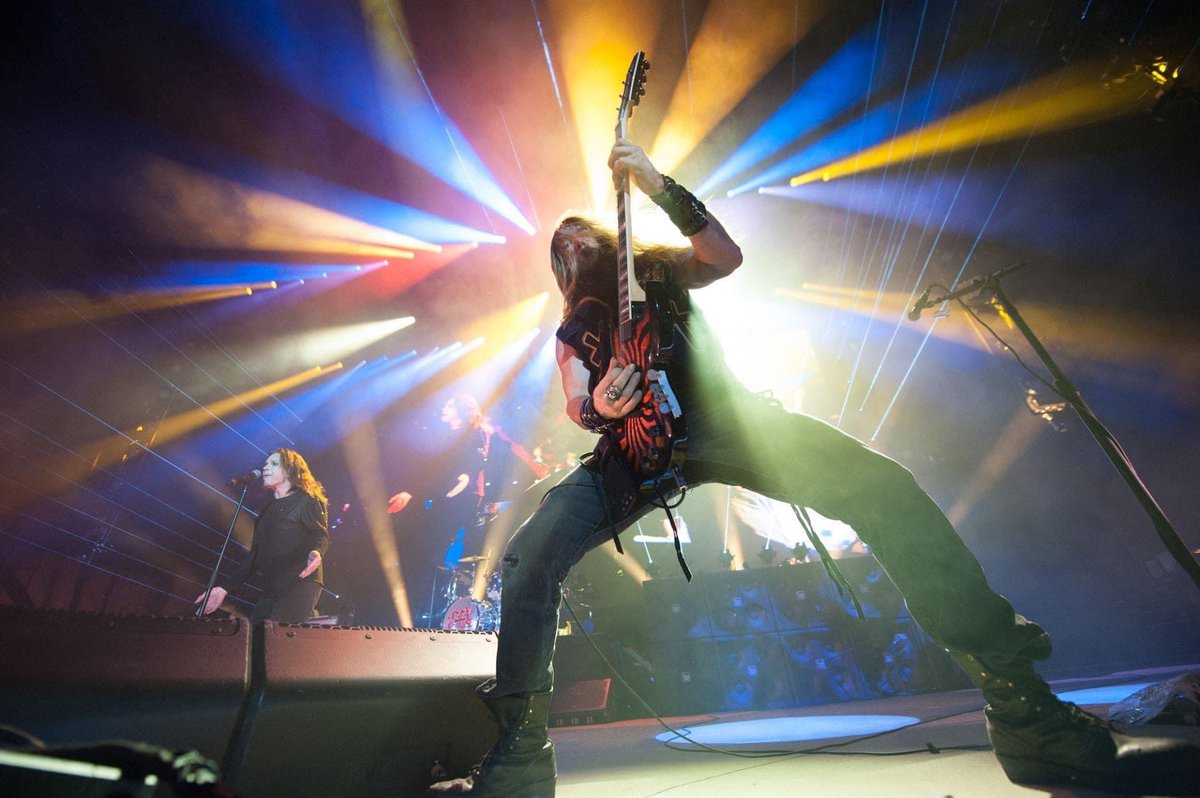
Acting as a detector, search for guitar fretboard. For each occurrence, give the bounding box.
[616,187,638,343]
[615,50,648,345]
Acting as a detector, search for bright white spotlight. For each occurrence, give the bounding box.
[656,715,919,745]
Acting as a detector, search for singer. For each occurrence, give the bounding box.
[195,448,329,623]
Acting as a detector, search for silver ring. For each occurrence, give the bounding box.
[604,386,621,402]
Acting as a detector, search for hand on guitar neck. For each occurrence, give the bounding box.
[607,139,743,287]
[609,137,665,196]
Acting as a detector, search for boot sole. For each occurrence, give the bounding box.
[425,779,555,798]
[998,753,1099,789]
[503,777,556,798]
[997,753,1200,795]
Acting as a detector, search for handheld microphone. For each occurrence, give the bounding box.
[907,286,934,322]
[227,469,262,486]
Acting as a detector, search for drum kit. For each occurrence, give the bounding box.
[437,555,502,632]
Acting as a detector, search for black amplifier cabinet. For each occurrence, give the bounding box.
[0,605,249,763]
[226,623,497,798]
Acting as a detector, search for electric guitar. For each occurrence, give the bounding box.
[610,51,687,481]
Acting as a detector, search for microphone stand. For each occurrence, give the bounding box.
[196,482,251,619]
[922,269,1200,592]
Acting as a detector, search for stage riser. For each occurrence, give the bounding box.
[0,606,497,798]
[0,607,250,762]
[230,622,497,798]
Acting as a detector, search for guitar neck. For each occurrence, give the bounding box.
[616,117,644,344]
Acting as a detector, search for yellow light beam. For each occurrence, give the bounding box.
[777,285,912,321]
[339,417,413,627]
[428,294,550,393]
[410,293,552,398]
[777,286,1199,404]
[946,406,1040,527]
[2,285,263,334]
[550,0,668,212]
[651,0,825,177]
[792,61,1156,186]
[461,293,549,345]
[123,155,439,258]
[270,316,416,369]
[150,363,343,448]
[16,363,343,511]
[601,539,650,585]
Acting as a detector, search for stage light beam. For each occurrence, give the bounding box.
[128,156,437,258]
[789,61,1156,186]
[282,316,416,368]
[651,0,826,177]
[549,0,668,212]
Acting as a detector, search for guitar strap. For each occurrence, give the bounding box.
[654,482,692,581]
[580,437,639,554]
[581,436,694,580]
[792,504,864,619]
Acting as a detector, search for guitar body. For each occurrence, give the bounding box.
[610,289,687,480]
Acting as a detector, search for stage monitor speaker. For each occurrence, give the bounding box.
[703,571,780,636]
[0,605,249,762]
[713,633,796,711]
[645,638,722,716]
[550,678,611,727]
[225,622,497,798]
[642,578,712,639]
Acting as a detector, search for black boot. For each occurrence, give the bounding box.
[427,690,556,797]
[955,652,1200,794]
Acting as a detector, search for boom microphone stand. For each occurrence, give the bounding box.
[910,266,1200,592]
[195,482,251,619]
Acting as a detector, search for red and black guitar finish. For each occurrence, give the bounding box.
[610,51,688,481]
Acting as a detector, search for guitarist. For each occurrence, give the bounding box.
[428,141,1200,797]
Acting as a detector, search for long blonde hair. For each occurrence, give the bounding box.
[550,215,688,322]
[273,448,328,507]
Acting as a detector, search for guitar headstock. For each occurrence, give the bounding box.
[618,51,650,125]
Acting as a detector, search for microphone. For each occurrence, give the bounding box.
[227,469,262,486]
[907,286,934,321]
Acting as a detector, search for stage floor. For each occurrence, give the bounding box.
[547,667,1200,798]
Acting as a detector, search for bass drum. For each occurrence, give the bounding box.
[441,597,483,631]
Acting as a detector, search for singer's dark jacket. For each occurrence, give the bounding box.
[225,490,328,598]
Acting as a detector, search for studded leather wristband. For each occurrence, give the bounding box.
[578,396,614,433]
[650,175,709,237]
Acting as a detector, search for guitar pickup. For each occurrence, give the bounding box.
[654,371,683,418]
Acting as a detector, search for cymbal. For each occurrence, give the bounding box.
[457,555,488,563]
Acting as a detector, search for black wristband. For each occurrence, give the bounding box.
[650,175,709,237]
[579,396,613,433]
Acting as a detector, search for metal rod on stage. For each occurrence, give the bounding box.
[991,282,1200,592]
[912,266,1200,592]
[196,482,251,619]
